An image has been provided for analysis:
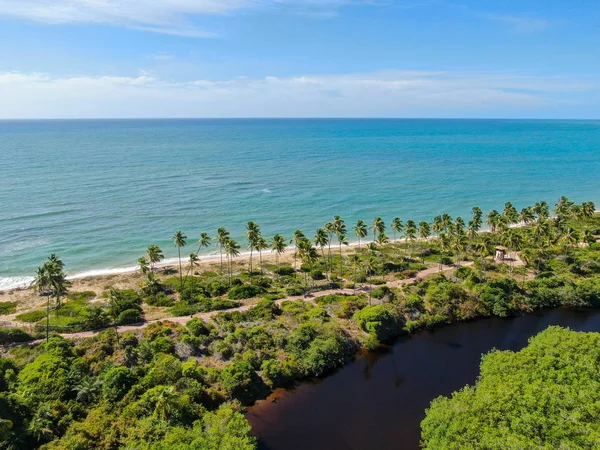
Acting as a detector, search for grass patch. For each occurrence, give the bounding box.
[16,309,47,323]
[0,301,17,315]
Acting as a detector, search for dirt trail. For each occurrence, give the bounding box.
[18,262,475,345]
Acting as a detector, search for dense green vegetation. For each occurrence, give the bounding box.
[2,196,599,448]
[421,327,600,449]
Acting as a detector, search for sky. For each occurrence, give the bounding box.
[0,0,598,119]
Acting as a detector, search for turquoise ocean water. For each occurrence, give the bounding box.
[1,119,599,289]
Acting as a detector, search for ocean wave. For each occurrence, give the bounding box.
[0,276,35,291]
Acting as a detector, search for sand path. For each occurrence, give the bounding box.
[16,261,477,344]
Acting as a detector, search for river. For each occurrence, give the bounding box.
[246,308,600,449]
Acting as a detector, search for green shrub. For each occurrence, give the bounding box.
[116,308,143,325]
[228,285,266,300]
[0,302,17,315]
[0,328,34,345]
[370,279,386,285]
[273,265,295,276]
[187,318,211,337]
[354,305,399,341]
[285,286,305,296]
[310,270,325,280]
[15,309,46,323]
[103,366,135,403]
[145,292,174,307]
[372,286,392,299]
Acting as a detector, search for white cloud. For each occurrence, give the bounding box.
[0,70,594,119]
[0,0,357,36]
[488,14,551,34]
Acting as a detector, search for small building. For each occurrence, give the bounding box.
[495,246,507,261]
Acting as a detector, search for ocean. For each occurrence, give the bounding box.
[1,119,599,290]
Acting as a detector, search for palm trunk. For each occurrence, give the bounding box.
[219,246,223,275]
[249,248,253,274]
[339,242,343,277]
[46,294,50,342]
[259,250,263,274]
[178,248,183,291]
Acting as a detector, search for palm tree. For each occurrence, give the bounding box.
[486,210,501,232]
[256,236,268,274]
[325,220,336,273]
[503,202,519,224]
[350,254,361,294]
[405,220,417,257]
[560,227,579,258]
[45,255,70,319]
[32,263,51,341]
[520,207,535,225]
[432,215,444,236]
[290,230,306,270]
[362,256,377,305]
[172,231,187,291]
[271,234,286,270]
[245,221,260,274]
[146,245,164,272]
[533,201,550,221]
[418,221,431,263]
[224,238,241,285]
[371,217,385,243]
[216,227,230,275]
[298,238,319,288]
[438,233,450,271]
[452,231,468,266]
[338,233,349,277]
[353,220,368,250]
[392,217,404,243]
[195,232,211,255]
[441,214,453,232]
[454,217,465,235]
[314,228,329,260]
[138,257,150,276]
[582,201,596,218]
[185,252,199,280]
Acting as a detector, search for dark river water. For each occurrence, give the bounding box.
[246,308,600,450]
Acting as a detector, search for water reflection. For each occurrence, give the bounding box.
[247,308,600,450]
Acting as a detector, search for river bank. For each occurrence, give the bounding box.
[246,307,600,450]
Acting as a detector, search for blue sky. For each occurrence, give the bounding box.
[0,0,598,118]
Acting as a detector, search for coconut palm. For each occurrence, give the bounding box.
[32,263,51,341]
[256,236,268,274]
[362,256,377,305]
[438,233,450,271]
[353,220,368,250]
[486,210,501,232]
[325,220,336,273]
[216,227,230,275]
[45,255,70,319]
[582,201,596,218]
[560,227,580,258]
[185,252,199,280]
[405,220,417,257]
[432,215,444,236]
[338,233,349,277]
[298,238,319,288]
[172,231,187,291]
[314,228,329,259]
[350,254,361,294]
[245,221,260,274]
[452,231,468,266]
[533,201,550,221]
[441,214,453,232]
[224,238,241,285]
[290,229,306,270]
[471,207,483,229]
[418,222,431,263]
[371,217,385,242]
[195,232,211,255]
[503,202,519,224]
[392,217,404,243]
[520,207,535,225]
[271,234,286,270]
[146,245,164,272]
[138,257,150,275]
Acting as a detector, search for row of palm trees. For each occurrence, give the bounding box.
[133,197,594,288]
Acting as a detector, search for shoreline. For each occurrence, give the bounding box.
[0,214,574,293]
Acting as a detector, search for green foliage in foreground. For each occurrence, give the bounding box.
[421,327,600,449]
